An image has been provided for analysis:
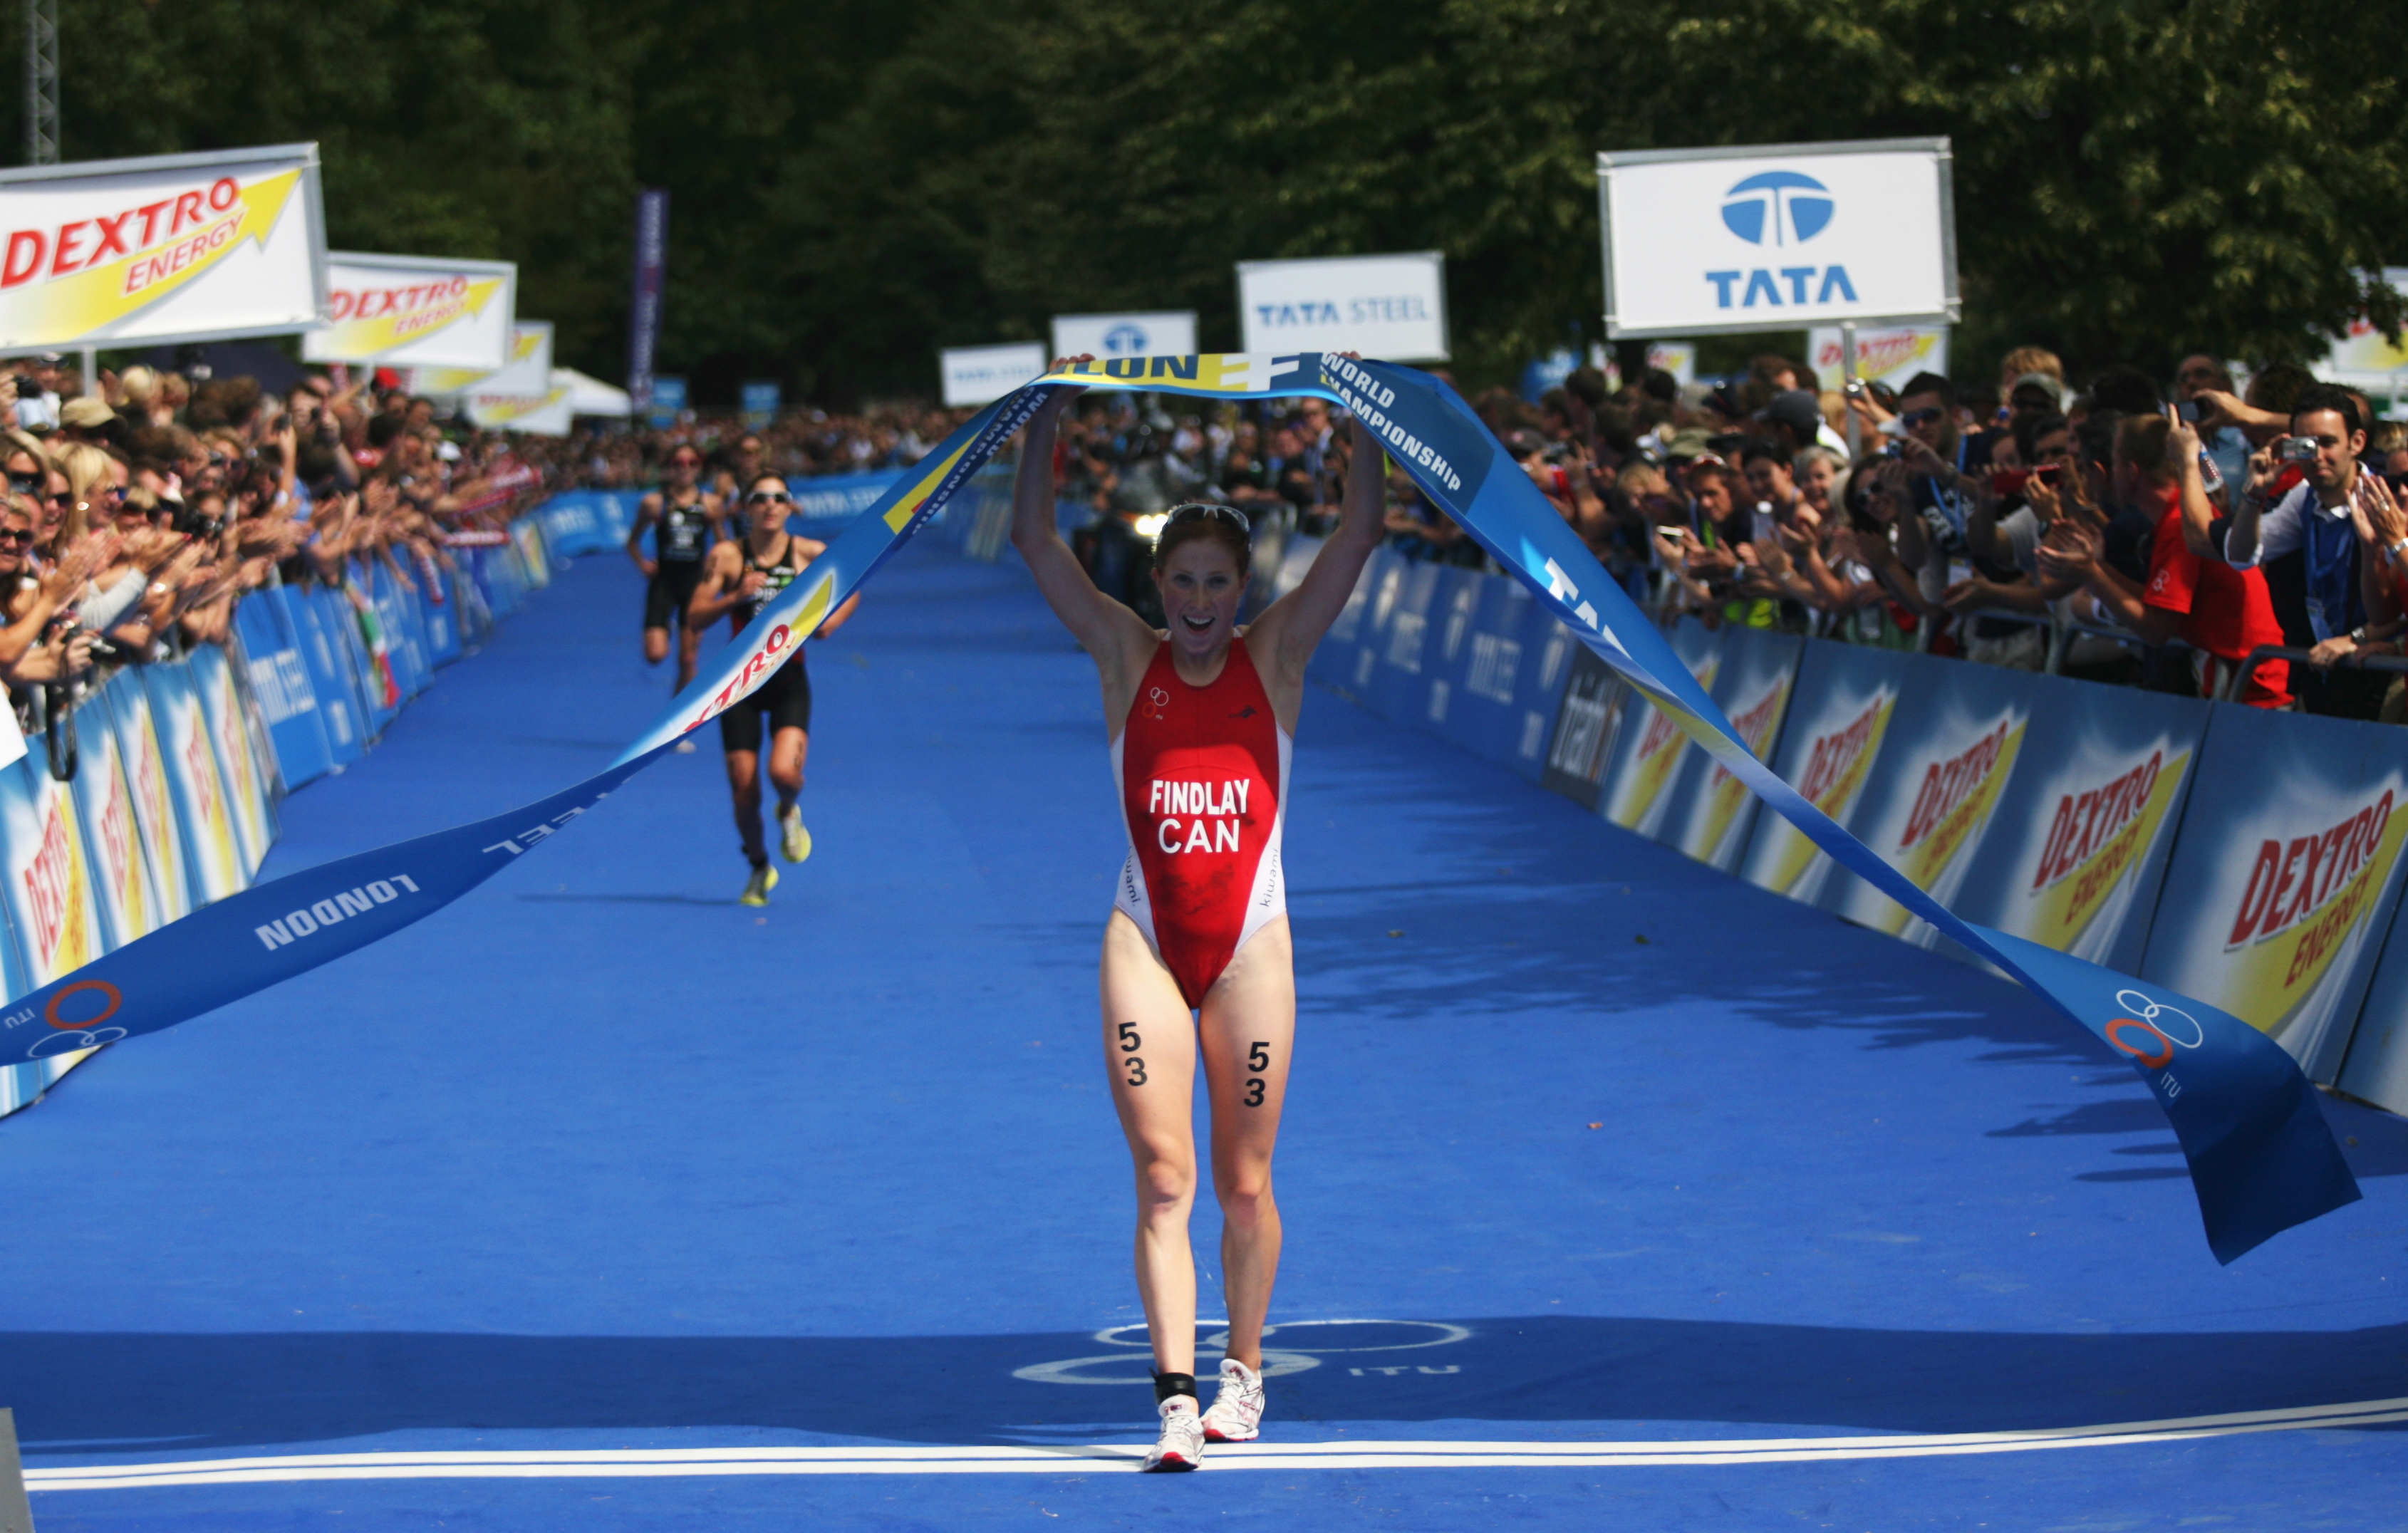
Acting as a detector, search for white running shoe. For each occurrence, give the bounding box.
[1202,1357,1265,1443]
[779,804,812,863]
[1142,1396,1205,1472]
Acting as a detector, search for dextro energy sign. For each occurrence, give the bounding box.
[0,144,324,350]
[1602,652,1718,837]
[1832,703,2027,939]
[2024,749,2189,953]
[1741,645,1896,903]
[2139,708,2408,1081]
[1671,630,1800,870]
[304,252,515,371]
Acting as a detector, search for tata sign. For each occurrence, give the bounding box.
[939,341,1046,407]
[1236,253,1448,361]
[1595,137,1957,338]
[1051,311,1197,363]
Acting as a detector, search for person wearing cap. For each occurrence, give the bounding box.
[57,396,122,447]
[1755,388,1848,463]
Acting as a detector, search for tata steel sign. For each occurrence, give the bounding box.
[0,143,327,350]
[1596,137,1958,338]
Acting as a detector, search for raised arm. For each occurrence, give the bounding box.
[1250,413,1387,677]
[1008,366,1153,662]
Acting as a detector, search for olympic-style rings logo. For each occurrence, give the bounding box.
[29,979,126,1057]
[1138,685,1171,721]
[2104,988,2203,1069]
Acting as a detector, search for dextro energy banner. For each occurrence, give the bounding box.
[2141,705,2408,1085]
[0,144,325,350]
[1597,620,1718,840]
[1740,641,1898,905]
[1661,625,1801,871]
[303,251,515,370]
[1822,653,2030,943]
[1948,681,2206,975]
[0,353,2356,1267]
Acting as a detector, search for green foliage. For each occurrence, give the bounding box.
[3,0,2401,400]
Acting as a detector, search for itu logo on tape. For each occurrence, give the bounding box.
[1720,170,1834,246]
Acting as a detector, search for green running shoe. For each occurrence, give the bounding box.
[740,863,779,906]
[779,805,812,863]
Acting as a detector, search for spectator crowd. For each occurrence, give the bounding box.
[18,333,2397,753]
[0,354,558,754]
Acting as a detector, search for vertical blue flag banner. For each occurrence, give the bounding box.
[0,354,2355,1264]
[625,188,669,414]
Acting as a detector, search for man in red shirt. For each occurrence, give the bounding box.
[2037,414,2291,707]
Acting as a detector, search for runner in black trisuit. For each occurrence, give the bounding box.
[628,445,725,742]
[687,473,859,905]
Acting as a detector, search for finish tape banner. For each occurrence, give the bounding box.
[0,353,2355,1263]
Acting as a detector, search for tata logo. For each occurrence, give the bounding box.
[1705,170,1854,311]
[1102,323,1149,354]
[1720,171,1834,246]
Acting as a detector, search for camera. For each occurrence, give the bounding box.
[2176,400,2203,424]
[2280,437,2320,464]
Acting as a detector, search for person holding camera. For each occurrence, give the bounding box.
[2221,386,2399,716]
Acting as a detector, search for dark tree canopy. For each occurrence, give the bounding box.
[6,0,2402,404]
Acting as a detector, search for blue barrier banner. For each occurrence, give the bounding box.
[0,354,2355,1263]
[787,469,908,524]
[1540,640,1631,811]
[1597,619,1718,841]
[420,558,464,667]
[1945,675,2208,976]
[0,747,101,987]
[68,680,161,951]
[234,593,335,786]
[278,587,365,766]
[1821,653,2036,943]
[1433,573,1574,780]
[140,662,247,905]
[103,670,194,923]
[1661,625,1802,872]
[2139,702,2408,1086]
[188,643,278,878]
[1740,641,1904,905]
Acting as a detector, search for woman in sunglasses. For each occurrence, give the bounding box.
[685,474,858,906]
[1010,361,1386,1470]
[626,445,727,700]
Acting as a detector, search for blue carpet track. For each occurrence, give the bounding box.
[5,544,2407,1530]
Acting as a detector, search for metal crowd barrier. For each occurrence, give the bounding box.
[2226,644,2408,704]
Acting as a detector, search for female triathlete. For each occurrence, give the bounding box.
[1009,360,1385,1470]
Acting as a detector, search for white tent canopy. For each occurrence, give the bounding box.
[553,365,631,417]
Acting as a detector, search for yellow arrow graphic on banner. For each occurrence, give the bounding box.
[0,169,301,345]
[314,277,504,360]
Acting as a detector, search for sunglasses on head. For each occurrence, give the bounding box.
[1164,503,1247,529]
[1899,407,1943,428]
[747,490,792,505]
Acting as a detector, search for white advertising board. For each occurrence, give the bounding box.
[1237,253,1448,361]
[940,342,1045,407]
[463,323,569,432]
[1051,311,1197,363]
[1597,138,1957,338]
[0,143,326,352]
[303,251,516,370]
[2316,268,2408,390]
[1808,324,1949,390]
